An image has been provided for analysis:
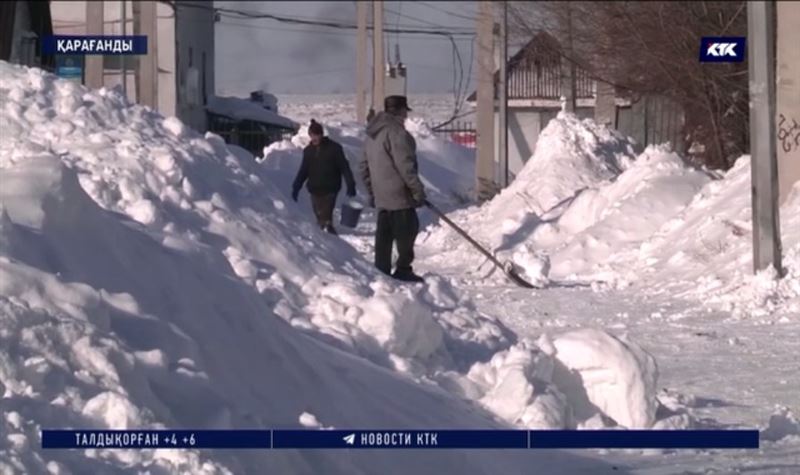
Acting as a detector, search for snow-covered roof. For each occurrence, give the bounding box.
[206,95,298,129]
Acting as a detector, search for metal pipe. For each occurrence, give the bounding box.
[121,0,127,99]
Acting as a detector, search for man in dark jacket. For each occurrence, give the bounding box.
[292,119,356,235]
[359,96,427,283]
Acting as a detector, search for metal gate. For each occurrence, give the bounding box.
[615,95,685,152]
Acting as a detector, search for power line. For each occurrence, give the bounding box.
[417,2,480,22]
[384,7,474,32]
[218,19,475,42]
[165,1,474,37]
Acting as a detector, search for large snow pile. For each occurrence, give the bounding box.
[421,116,703,285]
[626,157,800,319]
[0,62,669,473]
[486,112,636,223]
[260,116,475,207]
[540,146,713,278]
[459,329,660,430]
[421,111,798,320]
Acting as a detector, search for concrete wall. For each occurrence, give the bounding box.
[776,1,800,204]
[51,1,214,133]
[8,1,36,66]
[156,2,176,118]
[174,1,215,132]
[51,0,136,101]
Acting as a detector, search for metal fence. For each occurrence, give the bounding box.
[207,113,296,156]
[431,121,477,148]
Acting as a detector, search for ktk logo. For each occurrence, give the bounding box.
[706,43,738,57]
[699,37,746,62]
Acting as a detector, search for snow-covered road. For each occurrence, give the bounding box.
[341,205,800,474]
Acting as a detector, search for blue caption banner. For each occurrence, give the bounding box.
[42,430,271,449]
[699,36,746,63]
[41,429,759,450]
[43,36,148,55]
[529,430,759,449]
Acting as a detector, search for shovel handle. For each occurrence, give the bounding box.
[424,200,537,289]
[424,200,502,266]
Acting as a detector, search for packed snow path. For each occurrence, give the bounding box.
[341,208,800,474]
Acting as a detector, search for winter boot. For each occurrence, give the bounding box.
[392,269,424,283]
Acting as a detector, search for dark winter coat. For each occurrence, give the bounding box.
[293,137,356,196]
[359,112,427,210]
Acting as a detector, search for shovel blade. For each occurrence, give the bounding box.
[505,268,537,289]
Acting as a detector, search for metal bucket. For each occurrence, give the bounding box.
[340,199,364,228]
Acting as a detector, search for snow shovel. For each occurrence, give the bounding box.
[424,200,535,289]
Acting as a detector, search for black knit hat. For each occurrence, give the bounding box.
[384,95,412,113]
[308,119,324,136]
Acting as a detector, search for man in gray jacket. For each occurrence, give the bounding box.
[359,95,427,283]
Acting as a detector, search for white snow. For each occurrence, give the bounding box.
[2,61,798,474]
[550,329,659,430]
[0,61,627,474]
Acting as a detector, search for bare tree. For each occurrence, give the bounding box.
[507,1,749,169]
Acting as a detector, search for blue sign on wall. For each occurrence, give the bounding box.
[55,55,84,83]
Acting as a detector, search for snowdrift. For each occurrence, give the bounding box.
[1,155,594,474]
[423,111,798,320]
[0,62,664,473]
[620,157,800,319]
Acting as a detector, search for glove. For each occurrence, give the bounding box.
[347,188,356,198]
[291,189,299,202]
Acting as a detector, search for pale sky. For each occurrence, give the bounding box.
[214,1,479,96]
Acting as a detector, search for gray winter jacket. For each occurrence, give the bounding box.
[359,112,427,210]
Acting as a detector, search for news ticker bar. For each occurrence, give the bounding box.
[43,36,148,55]
[42,430,759,450]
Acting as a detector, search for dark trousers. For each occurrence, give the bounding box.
[375,208,419,275]
[310,193,337,232]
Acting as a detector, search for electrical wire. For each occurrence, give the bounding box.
[384,6,473,32]
[162,1,475,37]
[417,2,480,22]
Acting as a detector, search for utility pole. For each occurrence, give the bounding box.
[498,1,509,187]
[373,0,385,111]
[85,1,104,89]
[776,1,800,205]
[747,0,782,275]
[476,0,496,200]
[137,0,158,110]
[560,2,576,113]
[356,1,368,122]
[121,0,128,100]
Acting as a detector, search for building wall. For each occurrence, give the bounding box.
[496,107,593,179]
[157,2,176,118]
[51,1,215,134]
[51,1,141,101]
[776,1,800,205]
[9,1,33,65]
[173,1,215,132]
